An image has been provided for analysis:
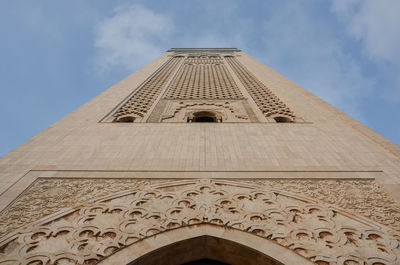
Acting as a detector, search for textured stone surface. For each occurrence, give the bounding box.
[1,48,400,264]
[252,179,400,234]
[112,57,183,122]
[0,178,153,237]
[165,55,243,100]
[1,178,399,241]
[225,56,295,121]
[1,179,399,265]
[160,100,250,123]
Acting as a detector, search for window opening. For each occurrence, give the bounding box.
[189,111,221,123]
[273,116,292,123]
[194,116,215,122]
[115,116,135,122]
[182,259,230,265]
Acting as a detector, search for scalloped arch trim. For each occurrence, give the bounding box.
[0,179,399,265]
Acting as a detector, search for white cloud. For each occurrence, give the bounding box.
[92,1,397,115]
[174,1,249,50]
[93,1,249,72]
[259,2,374,120]
[332,0,400,65]
[332,0,400,103]
[94,4,173,71]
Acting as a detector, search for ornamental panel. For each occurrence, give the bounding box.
[0,179,399,265]
[225,56,295,121]
[164,55,244,100]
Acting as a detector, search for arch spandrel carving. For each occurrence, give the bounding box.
[160,100,250,123]
[100,225,308,265]
[0,179,399,265]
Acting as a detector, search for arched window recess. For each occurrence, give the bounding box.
[114,115,136,123]
[187,111,223,123]
[271,115,294,123]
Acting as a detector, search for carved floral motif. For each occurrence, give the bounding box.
[2,178,399,240]
[252,179,400,235]
[0,179,399,265]
[225,56,295,120]
[161,100,249,122]
[112,56,183,121]
[0,179,152,238]
[164,56,244,100]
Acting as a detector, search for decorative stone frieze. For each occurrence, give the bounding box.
[160,100,249,122]
[0,179,152,238]
[225,56,295,121]
[252,179,400,234]
[0,179,399,265]
[164,56,244,100]
[112,57,183,122]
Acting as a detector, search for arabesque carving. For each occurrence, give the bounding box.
[112,57,183,122]
[1,178,399,241]
[0,179,152,238]
[225,56,295,121]
[164,56,244,100]
[252,179,400,234]
[160,100,249,122]
[0,179,399,265]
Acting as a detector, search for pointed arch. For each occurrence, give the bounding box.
[99,224,311,265]
[0,179,398,265]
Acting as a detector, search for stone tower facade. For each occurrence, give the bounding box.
[1,48,400,265]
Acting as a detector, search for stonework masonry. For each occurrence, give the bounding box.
[1,48,400,265]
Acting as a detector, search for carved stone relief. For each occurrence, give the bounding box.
[0,179,153,238]
[225,56,295,122]
[164,56,244,100]
[160,100,250,122]
[251,179,400,235]
[0,179,399,265]
[110,56,183,122]
[1,178,399,240]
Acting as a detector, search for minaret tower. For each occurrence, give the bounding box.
[1,48,400,265]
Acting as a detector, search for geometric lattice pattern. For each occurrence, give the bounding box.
[160,101,250,122]
[164,56,244,99]
[1,179,399,265]
[225,56,295,120]
[2,178,399,239]
[113,56,183,121]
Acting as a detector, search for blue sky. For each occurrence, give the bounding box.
[0,0,399,156]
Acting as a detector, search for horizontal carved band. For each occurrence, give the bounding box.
[0,179,399,265]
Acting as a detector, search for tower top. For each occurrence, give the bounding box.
[0,48,400,265]
[104,49,295,123]
[168,48,240,53]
